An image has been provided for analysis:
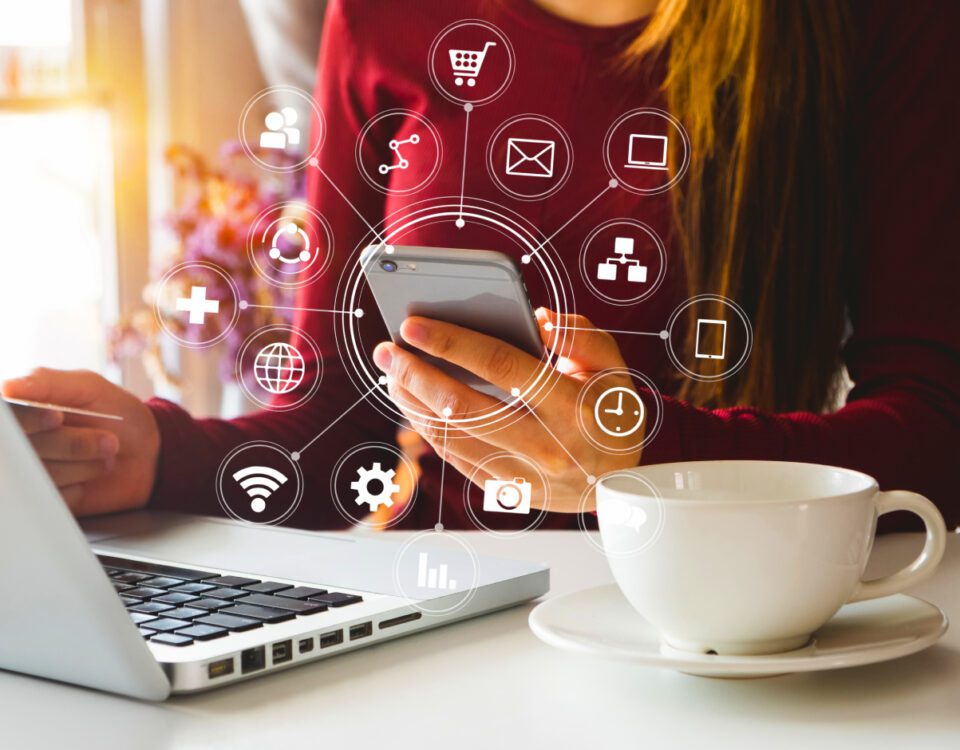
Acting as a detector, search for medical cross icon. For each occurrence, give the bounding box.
[176,286,220,325]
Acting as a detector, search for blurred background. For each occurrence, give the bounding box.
[0,0,326,416]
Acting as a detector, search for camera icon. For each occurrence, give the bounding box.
[483,477,532,515]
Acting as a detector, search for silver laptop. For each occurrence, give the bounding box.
[0,401,548,700]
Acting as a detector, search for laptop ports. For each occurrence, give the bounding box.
[272,640,293,664]
[349,622,373,641]
[207,658,235,680]
[241,646,266,674]
[320,629,344,649]
[298,637,315,654]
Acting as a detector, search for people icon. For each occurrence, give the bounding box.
[259,107,301,150]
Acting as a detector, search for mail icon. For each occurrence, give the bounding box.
[505,137,556,178]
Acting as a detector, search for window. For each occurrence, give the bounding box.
[0,0,122,381]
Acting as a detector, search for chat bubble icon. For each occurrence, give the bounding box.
[601,497,648,532]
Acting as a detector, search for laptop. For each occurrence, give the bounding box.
[0,401,549,700]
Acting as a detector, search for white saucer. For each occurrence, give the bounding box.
[529,585,948,678]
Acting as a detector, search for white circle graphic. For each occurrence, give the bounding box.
[355,109,443,195]
[578,218,667,306]
[485,114,574,201]
[602,107,691,196]
[247,201,334,289]
[330,442,419,530]
[216,441,304,526]
[393,530,480,617]
[235,325,323,411]
[428,20,515,106]
[154,261,240,350]
[238,85,325,173]
[462,451,550,538]
[576,368,663,455]
[664,294,754,382]
[577,470,665,558]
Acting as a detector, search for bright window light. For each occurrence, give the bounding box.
[0,108,116,380]
[0,0,73,48]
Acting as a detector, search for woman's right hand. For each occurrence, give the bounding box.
[1,368,160,516]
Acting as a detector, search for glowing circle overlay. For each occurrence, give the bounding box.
[216,441,304,527]
[330,441,419,530]
[577,470,665,558]
[485,113,574,201]
[333,197,574,435]
[462,451,550,538]
[664,294,754,382]
[238,86,325,173]
[154,261,240,350]
[578,218,668,306]
[247,201,334,289]
[392,530,481,617]
[576,368,663,455]
[355,109,444,195]
[235,325,323,412]
[427,20,516,107]
[602,107,691,196]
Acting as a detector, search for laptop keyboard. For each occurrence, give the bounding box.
[98,555,363,647]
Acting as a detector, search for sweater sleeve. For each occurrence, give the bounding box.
[643,0,960,529]
[148,1,396,527]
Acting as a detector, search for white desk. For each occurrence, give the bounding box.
[1,532,958,749]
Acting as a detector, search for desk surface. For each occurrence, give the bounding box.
[1,531,958,749]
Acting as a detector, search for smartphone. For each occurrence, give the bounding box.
[360,244,545,399]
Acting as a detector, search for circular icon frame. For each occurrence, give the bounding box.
[247,202,335,289]
[664,294,754,382]
[238,86,325,173]
[578,218,667,306]
[462,451,550,538]
[355,109,444,196]
[216,441,304,526]
[577,470,666,558]
[330,442,419,530]
[427,20,516,107]
[602,107,691,196]
[392,530,481,617]
[485,114,574,201]
[576,368,663,455]
[154,261,240,350]
[235,324,323,412]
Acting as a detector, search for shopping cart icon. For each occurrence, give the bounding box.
[448,41,497,87]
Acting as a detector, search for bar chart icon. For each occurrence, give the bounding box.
[417,552,457,590]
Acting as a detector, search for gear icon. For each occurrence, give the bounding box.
[351,462,401,512]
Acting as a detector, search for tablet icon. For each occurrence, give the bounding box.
[625,133,668,171]
[695,319,728,360]
[505,137,556,178]
[175,286,220,325]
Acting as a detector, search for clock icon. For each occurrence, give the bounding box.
[593,386,644,438]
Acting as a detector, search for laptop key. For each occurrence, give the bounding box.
[205,575,261,587]
[170,582,217,595]
[150,633,194,647]
[145,617,192,632]
[175,624,228,641]
[276,586,328,600]
[96,555,219,582]
[219,604,297,624]
[237,593,328,614]
[161,606,207,621]
[128,601,174,615]
[310,592,364,608]
[130,611,157,625]
[153,591,199,605]
[141,576,188,589]
[112,571,152,584]
[123,586,167,599]
[203,587,250,601]
[243,581,292,594]
[188,598,231,611]
[139,628,156,638]
[196,613,263,632]
[112,581,133,592]
[120,595,142,606]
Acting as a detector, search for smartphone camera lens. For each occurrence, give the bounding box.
[380,260,398,273]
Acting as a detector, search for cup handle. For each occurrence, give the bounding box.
[849,490,947,603]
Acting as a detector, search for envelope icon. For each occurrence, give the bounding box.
[505,137,556,178]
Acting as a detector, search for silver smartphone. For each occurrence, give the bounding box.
[360,244,545,399]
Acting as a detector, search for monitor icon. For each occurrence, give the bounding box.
[695,318,727,360]
[625,134,668,171]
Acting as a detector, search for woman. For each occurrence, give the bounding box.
[4,0,958,529]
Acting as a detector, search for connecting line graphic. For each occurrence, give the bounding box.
[239,301,363,318]
[293,378,386,459]
[456,103,474,229]
[546,322,668,339]
[435,412,452,531]
[522,179,619,263]
[513,391,596,485]
[309,159,391,250]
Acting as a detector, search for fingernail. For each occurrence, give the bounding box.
[100,434,119,457]
[401,320,428,345]
[373,344,393,372]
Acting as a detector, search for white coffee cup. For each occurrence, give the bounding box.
[595,461,947,655]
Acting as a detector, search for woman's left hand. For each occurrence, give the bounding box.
[372,308,643,512]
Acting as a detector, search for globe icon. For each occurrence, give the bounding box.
[254,342,306,395]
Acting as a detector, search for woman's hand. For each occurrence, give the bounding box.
[372,308,643,512]
[1,368,160,516]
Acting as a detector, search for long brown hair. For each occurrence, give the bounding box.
[630,0,854,412]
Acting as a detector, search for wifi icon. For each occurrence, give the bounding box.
[232,466,289,513]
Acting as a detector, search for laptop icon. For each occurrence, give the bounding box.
[625,133,668,171]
